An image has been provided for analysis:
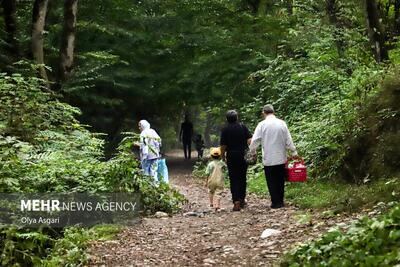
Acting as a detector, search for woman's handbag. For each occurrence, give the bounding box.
[244,149,257,165]
[239,123,256,165]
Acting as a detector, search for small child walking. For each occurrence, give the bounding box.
[205,147,226,210]
[194,134,205,158]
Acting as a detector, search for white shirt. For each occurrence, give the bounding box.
[249,115,297,166]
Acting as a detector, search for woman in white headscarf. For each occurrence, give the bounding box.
[138,120,161,181]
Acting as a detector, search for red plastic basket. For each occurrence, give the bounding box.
[286,158,307,182]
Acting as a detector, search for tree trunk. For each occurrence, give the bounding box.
[59,0,78,82]
[204,113,212,147]
[326,0,345,58]
[395,0,400,35]
[246,0,260,14]
[1,0,18,56]
[364,0,389,62]
[257,0,268,16]
[32,0,49,83]
[286,0,293,15]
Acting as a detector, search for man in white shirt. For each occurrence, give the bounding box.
[249,104,299,209]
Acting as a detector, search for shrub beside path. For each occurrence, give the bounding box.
[88,151,360,266]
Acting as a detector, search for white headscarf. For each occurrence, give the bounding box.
[139,120,161,160]
[139,120,150,131]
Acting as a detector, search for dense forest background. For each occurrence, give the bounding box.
[2,0,398,180]
[1,0,399,266]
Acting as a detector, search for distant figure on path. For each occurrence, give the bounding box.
[205,147,226,210]
[138,120,161,181]
[220,110,252,211]
[180,116,193,159]
[249,104,299,209]
[194,134,205,158]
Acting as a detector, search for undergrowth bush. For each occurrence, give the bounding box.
[192,159,209,179]
[248,170,400,212]
[337,73,400,182]
[282,203,400,267]
[0,225,121,267]
[237,3,398,183]
[241,56,386,181]
[0,73,184,266]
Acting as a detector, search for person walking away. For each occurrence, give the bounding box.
[249,104,299,209]
[220,110,252,211]
[180,116,193,159]
[138,120,162,181]
[205,147,226,210]
[194,134,205,158]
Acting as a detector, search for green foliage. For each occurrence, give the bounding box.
[0,73,81,141]
[0,226,54,266]
[137,180,185,215]
[282,203,400,267]
[248,172,400,212]
[337,73,400,182]
[0,73,184,206]
[243,60,384,180]
[246,164,266,195]
[0,225,121,267]
[0,73,184,266]
[2,0,400,266]
[238,0,400,183]
[192,159,209,179]
[41,225,121,267]
[3,0,277,149]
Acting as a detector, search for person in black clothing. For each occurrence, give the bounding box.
[180,116,193,159]
[220,110,252,211]
[193,134,205,158]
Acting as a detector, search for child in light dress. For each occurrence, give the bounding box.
[205,147,226,210]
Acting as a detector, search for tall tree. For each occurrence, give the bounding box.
[364,0,389,62]
[394,0,400,35]
[257,0,268,16]
[203,112,213,147]
[286,0,293,15]
[326,0,345,58]
[59,0,78,82]
[1,0,18,57]
[31,0,49,83]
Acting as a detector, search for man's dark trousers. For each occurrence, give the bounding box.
[227,151,247,203]
[264,164,286,206]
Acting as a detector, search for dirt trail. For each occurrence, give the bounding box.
[88,151,354,266]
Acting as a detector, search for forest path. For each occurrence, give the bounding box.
[88,151,352,266]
